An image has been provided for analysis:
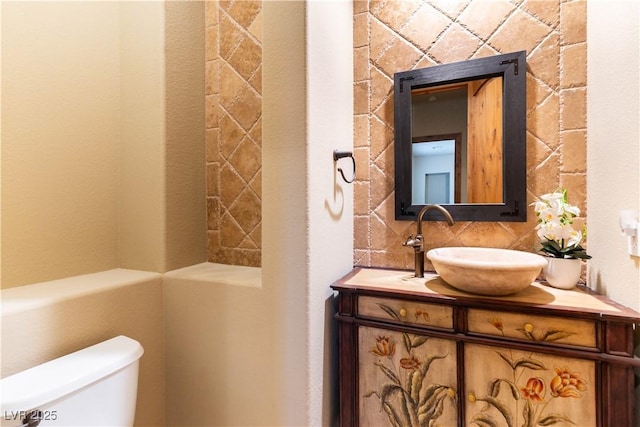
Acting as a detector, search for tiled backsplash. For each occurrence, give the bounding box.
[353,0,587,271]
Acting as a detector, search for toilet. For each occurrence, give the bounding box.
[0,335,143,427]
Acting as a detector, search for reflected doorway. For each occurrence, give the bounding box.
[424,172,450,204]
[411,133,462,205]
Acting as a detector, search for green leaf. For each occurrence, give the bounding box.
[488,378,519,400]
[375,361,401,385]
[496,351,516,369]
[399,391,417,427]
[513,357,547,370]
[378,303,400,321]
[418,391,447,426]
[541,330,575,342]
[420,353,448,377]
[471,413,499,427]
[522,400,534,427]
[488,379,501,397]
[381,401,402,427]
[540,240,592,259]
[417,353,450,404]
[541,240,563,255]
[379,383,403,404]
[405,370,416,400]
[515,328,537,341]
[538,413,576,425]
[418,384,448,409]
[409,370,423,403]
[411,335,429,349]
[569,246,592,259]
[363,389,378,398]
[380,384,416,426]
[418,385,449,426]
[476,396,514,427]
[402,333,412,354]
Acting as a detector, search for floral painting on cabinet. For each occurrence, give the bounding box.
[357,304,596,426]
[359,304,458,426]
[465,340,595,427]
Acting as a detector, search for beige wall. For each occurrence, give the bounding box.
[118,2,167,273]
[0,270,165,427]
[587,1,640,418]
[1,2,205,426]
[2,2,121,287]
[166,1,353,426]
[353,0,588,272]
[586,2,640,308]
[163,264,277,426]
[1,1,206,288]
[165,1,207,272]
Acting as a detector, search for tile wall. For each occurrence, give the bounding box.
[353,0,587,271]
[206,1,263,267]
[204,1,587,272]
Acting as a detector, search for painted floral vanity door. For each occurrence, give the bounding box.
[358,326,458,426]
[464,343,596,427]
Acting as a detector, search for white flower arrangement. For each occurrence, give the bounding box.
[532,189,591,259]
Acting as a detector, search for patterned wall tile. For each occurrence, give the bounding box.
[205,0,586,274]
[354,0,587,272]
[207,0,262,267]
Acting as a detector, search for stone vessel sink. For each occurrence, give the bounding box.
[426,247,548,296]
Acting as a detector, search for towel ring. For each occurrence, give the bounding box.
[333,150,355,184]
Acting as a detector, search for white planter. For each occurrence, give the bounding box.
[543,257,582,289]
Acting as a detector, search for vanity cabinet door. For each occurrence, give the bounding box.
[358,325,458,426]
[464,343,597,427]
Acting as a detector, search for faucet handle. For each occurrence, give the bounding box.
[402,234,414,247]
[402,234,422,248]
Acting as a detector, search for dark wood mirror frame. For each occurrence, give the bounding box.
[394,50,527,222]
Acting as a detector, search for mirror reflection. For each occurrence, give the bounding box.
[411,78,503,205]
[411,135,461,204]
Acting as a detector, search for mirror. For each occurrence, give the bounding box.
[394,51,526,222]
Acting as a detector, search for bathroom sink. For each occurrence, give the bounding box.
[426,247,548,296]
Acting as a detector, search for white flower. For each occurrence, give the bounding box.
[537,224,555,241]
[540,191,564,203]
[566,228,583,247]
[538,207,559,223]
[564,204,580,217]
[541,192,564,211]
[531,188,590,259]
[537,221,567,242]
[532,200,547,214]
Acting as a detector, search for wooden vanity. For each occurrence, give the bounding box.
[332,268,640,427]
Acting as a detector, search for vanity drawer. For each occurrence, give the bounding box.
[467,308,597,349]
[358,296,453,329]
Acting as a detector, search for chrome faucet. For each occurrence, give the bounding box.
[403,204,455,278]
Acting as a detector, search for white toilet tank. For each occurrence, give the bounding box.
[0,335,143,427]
